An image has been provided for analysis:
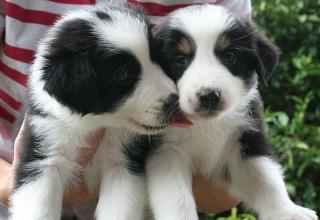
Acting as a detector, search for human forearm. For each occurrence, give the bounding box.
[193,174,239,214]
[0,159,12,206]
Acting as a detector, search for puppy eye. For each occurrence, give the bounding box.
[175,55,190,67]
[115,71,135,84]
[222,52,237,65]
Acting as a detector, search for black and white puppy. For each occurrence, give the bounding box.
[9,4,176,220]
[148,5,318,220]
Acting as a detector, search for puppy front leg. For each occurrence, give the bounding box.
[147,146,198,220]
[228,142,318,220]
[9,168,64,220]
[95,166,147,220]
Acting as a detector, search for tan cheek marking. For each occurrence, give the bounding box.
[216,35,230,51]
[177,38,192,55]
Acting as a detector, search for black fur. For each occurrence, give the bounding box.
[42,18,142,115]
[95,10,111,21]
[162,94,182,122]
[153,29,195,82]
[240,129,273,158]
[239,99,274,158]
[18,5,157,188]
[26,91,52,118]
[123,135,162,175]
[154,20,279,87]
[27,103,51,118]
[15,117,47,189]
[215,21,280,86]
[215,21,257,85]
[253,25,281,84]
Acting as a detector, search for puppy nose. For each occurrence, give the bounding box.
[197,88,220,111]
[163,94,179,112]
[163,94,180,120]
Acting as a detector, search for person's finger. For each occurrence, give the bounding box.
[63,183,99,205]
[63,129,105,204]
[0,179,10,206]
[0,159,12,206]
[78,128,105,167]
[0,117,28,206]
[0,116,27,206]
[12,117,27,170]
[193,174,239,214]
[0,158,11,175]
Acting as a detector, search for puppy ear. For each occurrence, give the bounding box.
[149,27,166,62]
[253,28,281,85]
[41,19,99,115]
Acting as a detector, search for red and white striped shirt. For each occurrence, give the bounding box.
[0,0,251,162]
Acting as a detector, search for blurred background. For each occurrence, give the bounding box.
[206,0,320,219]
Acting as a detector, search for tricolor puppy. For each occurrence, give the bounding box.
[148,5,318,220]
[9,4,176,220]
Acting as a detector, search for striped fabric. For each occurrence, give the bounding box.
[128,0,251,24]
[0,0,251,161]
[0,0,97,162]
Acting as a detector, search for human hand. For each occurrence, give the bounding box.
[1,119,238,213]
[0,117,26,207]
[0,117,105,206]
[0,157,12,206]
[193,174,239,213]
[63,128,105,205]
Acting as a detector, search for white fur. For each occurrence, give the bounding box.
[95,166,147,220]
[147,5,318,220]
[10,169,64,220]
[147,144,197,220]
[166,5,247,117]
[10,4,318,220]
[10,5,176,220]
[148,105,318,220]
[228,156,318,220]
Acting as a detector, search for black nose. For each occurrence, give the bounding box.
[163,94,179,112]
[197,88,220,111]
[163,94,180,121]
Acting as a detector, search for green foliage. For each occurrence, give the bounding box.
[208,1,320,219]
[209,208,256,220]
[254,0,320,213]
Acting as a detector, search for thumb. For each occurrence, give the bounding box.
[78,128,105,167]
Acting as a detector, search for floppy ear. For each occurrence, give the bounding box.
[254,30,281,85]
[41,19,99,115]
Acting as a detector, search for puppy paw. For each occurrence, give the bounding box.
[261,205,318,220]
[155,212,198,220]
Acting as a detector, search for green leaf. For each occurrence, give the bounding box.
[295,142,309,150]
[277,112,289,126]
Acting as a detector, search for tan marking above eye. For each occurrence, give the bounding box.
[177,38,192,55]
[216,34,230,51]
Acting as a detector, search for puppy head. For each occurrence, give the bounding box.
[32,5,176,134]
[153,5,280,120]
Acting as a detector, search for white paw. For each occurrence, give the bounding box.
[153,204,198,220]
[154,211,198,220]
[261,205,318,220]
